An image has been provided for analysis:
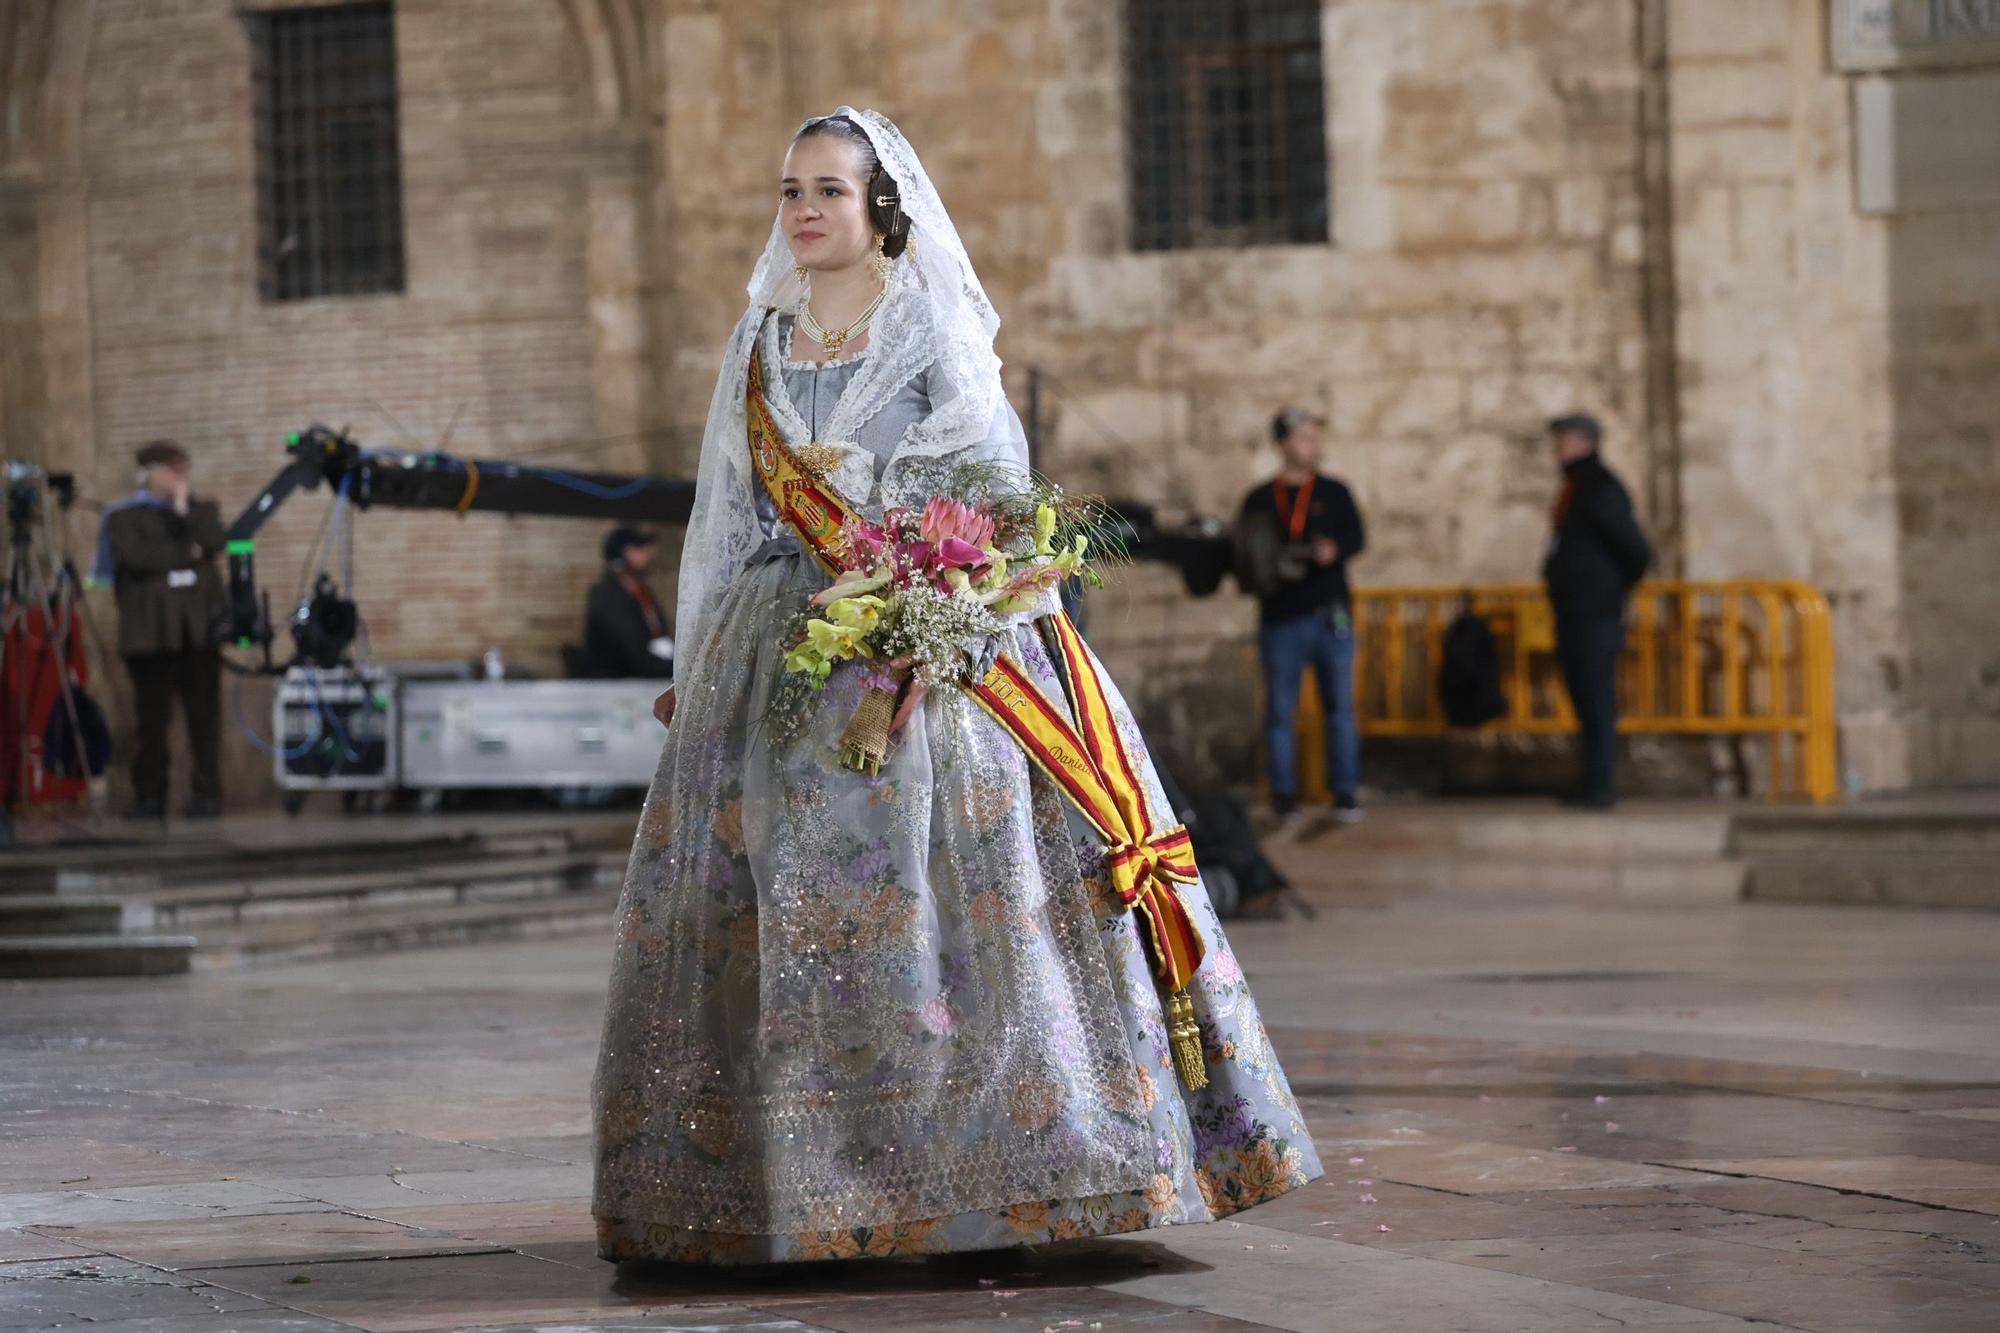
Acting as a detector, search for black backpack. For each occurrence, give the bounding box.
[1151,763,1288,919]
[1439,608,1506,727]
[1181,792,1289,917]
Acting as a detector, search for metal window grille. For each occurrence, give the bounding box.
[248,2,406,301]
[1124,0,1330,251]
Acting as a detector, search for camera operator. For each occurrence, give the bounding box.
[581,526,674,681]
[93,441,227,820]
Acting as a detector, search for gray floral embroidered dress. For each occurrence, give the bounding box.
[592,307,1322,1265]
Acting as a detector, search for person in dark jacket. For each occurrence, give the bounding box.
[99,440,228,819]
[1237,407,1368,826]
[583,527,674,680]
[1542,413,1652,808]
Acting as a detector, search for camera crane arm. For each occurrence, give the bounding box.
[218,423,1233,667]
[219,425,696,663]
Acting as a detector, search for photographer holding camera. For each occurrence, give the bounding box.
[1236,408,1367,830]
[92,440,227,820]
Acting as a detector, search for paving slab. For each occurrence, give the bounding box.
[1094,1221,1776,1333]
[183,1251,704,1333]
[47,1210,509,1271]
[368,1198,596,1250]
[420,1315,825,1333]
[262,1164,591,1212]
[0,1254,282,1325]
[0,1181,331,1229]
[0,1229,98,1265]
[1403,1229,1998,1332]
[6,831,2000,1332]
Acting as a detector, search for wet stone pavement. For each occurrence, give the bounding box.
[4,882,1998,1330]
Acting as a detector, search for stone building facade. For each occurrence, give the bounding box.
[1,0,1994,800]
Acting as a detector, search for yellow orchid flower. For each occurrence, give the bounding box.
[826,595,885,633]
[803,619,847,657]
[1033,503,1058,556]
[786,642,830,681]
[1052,533,1090,577]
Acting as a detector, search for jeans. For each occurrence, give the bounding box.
[1555,611,1625,798]
[1260,607,1360,810]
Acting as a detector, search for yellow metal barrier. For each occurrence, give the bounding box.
[1295,580,1838,802]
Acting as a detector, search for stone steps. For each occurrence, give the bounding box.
[1744,851,1998,911]
[0,820,626,977]
[1275,844,1744,908]
[0,933,196,979]
[1731,809,2000,855]
[1730,803,2000,911]
[0,828,576,894]
[1324,805,1736,859]
[0,895,126,935]
[139,851,620,928]
[195,884,621,966]
[1262,802,1745,909]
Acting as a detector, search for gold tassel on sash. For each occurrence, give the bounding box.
[1166,986,1208,1091]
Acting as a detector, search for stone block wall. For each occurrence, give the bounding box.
[27,0,655,803]
[1669,0,2000,789]
[640,0,1655,784]
[3,0,1993,803]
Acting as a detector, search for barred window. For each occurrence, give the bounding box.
[1124,0,1330,251]
[247,2,406,301]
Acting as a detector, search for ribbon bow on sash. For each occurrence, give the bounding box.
[968,617,1210,1089]
[744,318,1211,1089]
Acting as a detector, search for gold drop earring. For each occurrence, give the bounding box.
[871,233,893,281]
[793,262,809,283]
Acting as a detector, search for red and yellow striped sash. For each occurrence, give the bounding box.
[745,319,1210,1088]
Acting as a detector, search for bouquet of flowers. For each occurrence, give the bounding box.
[780,466,1110,772]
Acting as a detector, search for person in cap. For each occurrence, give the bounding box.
[582,526,674,680]
[97,440,228,819]
[1235,407,1367,827]
[1543,413,1651,808]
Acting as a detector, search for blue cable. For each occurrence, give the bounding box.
[304,666,361,763]
[360,446,657,500]
[520,467,657,501]
[235,676,316,759]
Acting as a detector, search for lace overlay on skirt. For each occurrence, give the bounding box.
[593,549,1324,1263]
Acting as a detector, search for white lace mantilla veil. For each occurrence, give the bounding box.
[672,106,1029,661]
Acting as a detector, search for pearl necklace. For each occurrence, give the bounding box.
[798,283,888,363]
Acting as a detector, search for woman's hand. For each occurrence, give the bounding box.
[653,686,677,728]
[890,679,927,735]
[887,657,925,736]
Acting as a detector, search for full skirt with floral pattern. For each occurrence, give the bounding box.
[592,546,1322,1264]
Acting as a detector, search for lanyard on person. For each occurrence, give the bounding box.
[1274,475,1315,543]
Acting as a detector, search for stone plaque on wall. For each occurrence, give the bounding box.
[1854,70,2000,211]
[1834,0,2000,71]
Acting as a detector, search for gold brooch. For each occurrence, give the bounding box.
[792,440,845,481]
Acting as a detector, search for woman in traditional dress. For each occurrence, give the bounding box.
[593,108,1322,1265]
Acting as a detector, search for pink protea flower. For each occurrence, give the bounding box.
[934,537,987,570]
[920,497,996,551]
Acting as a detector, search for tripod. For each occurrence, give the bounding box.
[0,465,94,848]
